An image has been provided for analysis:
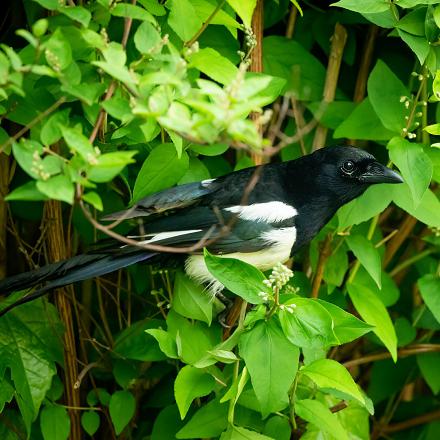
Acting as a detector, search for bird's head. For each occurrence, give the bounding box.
[311,146,403,205]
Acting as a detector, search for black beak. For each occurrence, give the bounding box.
[359,162,404,184]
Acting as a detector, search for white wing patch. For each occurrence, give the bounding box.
[185,226,296,295]
[224,202,297,223]
[139,229,202,244]
[201,178,216,188]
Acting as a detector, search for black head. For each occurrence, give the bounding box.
[309,146,403,205]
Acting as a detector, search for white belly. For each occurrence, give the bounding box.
[185,227,296,295]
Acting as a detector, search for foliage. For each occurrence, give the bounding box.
[0,0,439,438]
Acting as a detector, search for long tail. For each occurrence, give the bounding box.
[0,249,156,318]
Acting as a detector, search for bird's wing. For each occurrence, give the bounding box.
[103,178,220,220]
[130,202,298,255]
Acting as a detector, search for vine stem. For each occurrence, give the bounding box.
[185,0,226,47]
[0,97,66,154]
[343,344,440,368]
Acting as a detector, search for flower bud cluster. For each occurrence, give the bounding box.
[279,303,297,314]
[263,262,294,291]
[30,150,50,180]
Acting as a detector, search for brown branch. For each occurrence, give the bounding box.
[0,97,66,154]
[285,5,298,39]
[353,25,378,103]
[0,153,9,279]
[312,23,347,150]
[343,344,440,368]
[383,214,418,267]
[89,0,136,144]
[330,401,347,413]
[382,409,440,434]
[44,200,81,440]
[310,234,332,298]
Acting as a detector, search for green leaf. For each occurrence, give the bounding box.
[391,184,440,227]
[111,3,155,22]
[151,405,185,440]
[40,109,70,145]
[12,139,43,179]
[32,0,59,10]
[396,7,426,35]
[263,36,326,101]
[114,319,168,361]
[204,249,269,304]
[145,328,179,359]
[301,359,364,405]
[189,48,238,85]
[331,0,390,13]
[346,234,382,288]
[220,425,274,440]
[348,284,397,361]
[388,137,432,207]
[191,0,241,29]
[263,415,291,440]
[0,300,62,433]
[92,43,137,86]
[82,192,103,211]
[189,143,229,156]
[367,60,409,134]
[178,157,210,184]
[226,0,257,26]
[239,320,300,417]
[44,28,72,70]
[132,143,189,202]
[40,406,70,440]
[109,390,136,435]
[36,175,74,204]
[176,398,228,439]
[134,21,162,54]
[398,29,431,65]
[279,298,338,348]
[166,311,221,364]
[337,185,393,230]
[168,0,203,41]
[425,122,440,134]
[61,126,97,161]
[296,399,348,440]
[317,300,374,344]
[333,98,395,140]
[173,272,213,325]
[418,275,440,323]
[395,317,416,347]
[81,411,100,436]
[417,352,440,394]
[59,6,91,27]
[175,365,215,419]
[88,151,137,183]
[5,181,48,202]
[101,97,132,123]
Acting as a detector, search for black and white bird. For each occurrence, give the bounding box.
[0,146,403,317]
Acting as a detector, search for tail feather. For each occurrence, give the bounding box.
[0,250,156,317]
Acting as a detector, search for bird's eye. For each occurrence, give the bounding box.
[341,160,356,175]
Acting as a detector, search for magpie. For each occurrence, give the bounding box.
[0,146,403,317]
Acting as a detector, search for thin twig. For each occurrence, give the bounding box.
[383,409,440,434]
[185,0,227,47]
[310,234,332,298]
[312,23,347,150]
[0,97,66,154]
[343,344,440,368]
